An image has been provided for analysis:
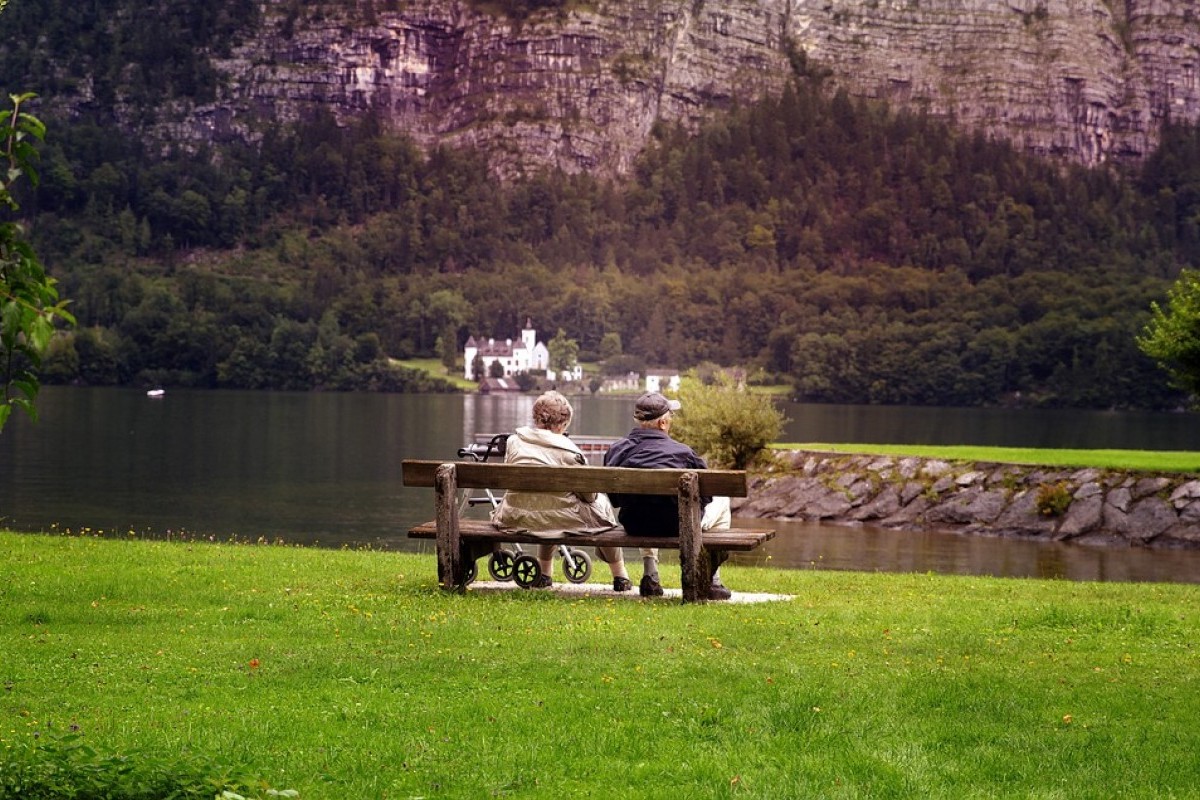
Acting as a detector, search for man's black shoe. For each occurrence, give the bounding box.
[529,574,553,589]
[709,578,732,601]
[613,576,633,592]
[639,575,664,597]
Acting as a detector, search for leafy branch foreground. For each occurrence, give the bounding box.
[0,92,74,431]
[3,532,1200,798]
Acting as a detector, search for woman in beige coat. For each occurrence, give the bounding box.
[491,391,632,591]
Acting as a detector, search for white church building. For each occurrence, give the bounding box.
[464,319,551,380]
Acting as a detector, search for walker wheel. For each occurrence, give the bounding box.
[562,548,592,584]
[512,555,541,588]
[488,549,517,581]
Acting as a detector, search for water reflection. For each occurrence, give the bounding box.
[722,519,1200,584]
[462,394,534,444]
[3,387,1200,585]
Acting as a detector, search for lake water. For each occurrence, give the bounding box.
[4,386,1200,584]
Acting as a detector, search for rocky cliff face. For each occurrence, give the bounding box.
[172,0,788,177]
[790,0,1200,168]
[131,0,1200,174]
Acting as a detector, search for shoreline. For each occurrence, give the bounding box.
[734,449,1200,549]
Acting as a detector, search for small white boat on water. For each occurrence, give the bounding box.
[146,388,165,398]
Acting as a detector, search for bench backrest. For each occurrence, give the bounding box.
[401,459,748,497]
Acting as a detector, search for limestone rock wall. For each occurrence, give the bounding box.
[736,450,1200,548]
[790,0,1200,168]
[790,0,1133,164]
[178,0,790,177]
[65,0,1200,174]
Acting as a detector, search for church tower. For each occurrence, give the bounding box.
[521,317,536,353]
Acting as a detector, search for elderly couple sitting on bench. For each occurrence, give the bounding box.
[490,390,733,600]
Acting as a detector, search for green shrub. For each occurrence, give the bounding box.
[670,372,786,469]
[1035,480,1073,517]
[0,731,297,800]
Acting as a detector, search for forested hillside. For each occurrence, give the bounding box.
[12,72,1196,408]
[4,0,1200,408]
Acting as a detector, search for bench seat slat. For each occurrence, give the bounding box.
[401,460,748,497]
[408,519,775,552]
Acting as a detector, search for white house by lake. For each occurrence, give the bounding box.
[645,371,681,393]
[464,319,584,382]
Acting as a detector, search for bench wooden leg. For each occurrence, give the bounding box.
[434,463,467,592]
[679,471,709,604]
[436,542,492,587]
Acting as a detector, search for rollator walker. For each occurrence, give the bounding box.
[457,433,593,588]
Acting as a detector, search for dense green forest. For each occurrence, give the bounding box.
[2,0,1199,407]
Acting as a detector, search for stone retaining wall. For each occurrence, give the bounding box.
[732,450,1200,548]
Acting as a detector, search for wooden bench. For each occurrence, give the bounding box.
[401,459,775,603]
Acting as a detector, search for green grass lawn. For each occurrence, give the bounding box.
[3,531,1200,798]
[391,357,477,390]
[777,443,1200,472]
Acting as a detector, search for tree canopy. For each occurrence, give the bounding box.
[0,15,1195,408]
[1138,269,1200,397]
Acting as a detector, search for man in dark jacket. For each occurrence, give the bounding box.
[604,392,732,599]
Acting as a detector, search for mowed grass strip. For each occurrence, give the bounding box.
[777,443,1200,473]
[3,531,1199,798]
